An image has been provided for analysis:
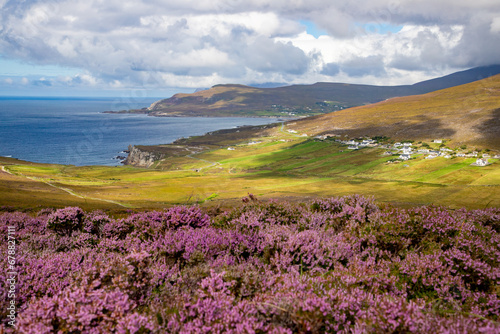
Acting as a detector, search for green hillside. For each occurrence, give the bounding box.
[2,130,498,211]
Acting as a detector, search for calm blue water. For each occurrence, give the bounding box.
[0,97,278,166]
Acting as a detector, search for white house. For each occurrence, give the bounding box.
[399,154,411,160]
[361,139,375,145]
[426,153,438,159]
[433,139,443,144]
[402,147,413,155]
[473,158,488,166]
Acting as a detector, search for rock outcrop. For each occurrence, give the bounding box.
[123,145,164,167]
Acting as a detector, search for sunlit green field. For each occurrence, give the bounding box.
[1,129,499,211]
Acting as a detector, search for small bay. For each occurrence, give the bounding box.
[0,97,279,166]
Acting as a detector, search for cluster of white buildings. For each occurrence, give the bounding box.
[373,142,415,160]
[424,148,454,160]
[324,136,498,167]
[394,143,414,160]
[342,138,378,150]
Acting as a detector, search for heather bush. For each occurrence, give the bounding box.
[130,206,210,231]
[77,251,154,305]
[101,206,210,241]
[167,271,271,333]
[0,211,46,237]
[1,198,499,333]
[214,199,305,230]
[46,207,85,236]
[18,286,154,333]
[84,210,111,235]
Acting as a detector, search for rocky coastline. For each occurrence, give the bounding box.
[123,145,165,168]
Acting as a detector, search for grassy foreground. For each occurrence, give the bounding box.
[1,123,499,211]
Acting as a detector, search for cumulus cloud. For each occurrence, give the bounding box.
[0,0,499,92]
[321,63,340,76]
[387,25,464,71]
[340,55,386,77]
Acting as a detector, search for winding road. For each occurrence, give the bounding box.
[0,165,12,175]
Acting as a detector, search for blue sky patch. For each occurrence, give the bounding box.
[0,56,80,77]
[299,20,328,38]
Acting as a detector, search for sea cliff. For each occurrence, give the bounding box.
[124,145,164,167]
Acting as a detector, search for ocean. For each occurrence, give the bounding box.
[0,97,279,166]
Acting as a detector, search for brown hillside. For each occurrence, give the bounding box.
[289,74,500,150]
[153,85,264,114]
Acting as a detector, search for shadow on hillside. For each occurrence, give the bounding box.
[237,116,458,180]
[315,115,457,142]
[475,108,500,150]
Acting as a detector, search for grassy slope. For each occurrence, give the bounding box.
[0,158,123,211]
[2,126,499,211]
[290,74,500,150]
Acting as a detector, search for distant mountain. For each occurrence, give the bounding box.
[123,65,500,118]
[411,65,500,93]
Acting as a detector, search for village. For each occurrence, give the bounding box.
[314,134,499,167]
[220,126,498,169]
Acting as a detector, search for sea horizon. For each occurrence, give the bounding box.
[0,97,279,166]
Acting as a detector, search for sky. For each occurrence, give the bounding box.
[1,0,499,97]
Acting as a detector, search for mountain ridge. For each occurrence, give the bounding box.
[115,65,500,117]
